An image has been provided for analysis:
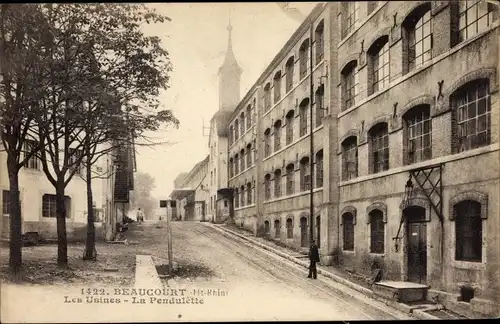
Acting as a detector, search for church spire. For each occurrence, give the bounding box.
[227,14,232,50]
[218,11,242,111]
[219,13,242,75]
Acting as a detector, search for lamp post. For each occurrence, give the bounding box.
[400,176,414,210]
[394,175,414,252]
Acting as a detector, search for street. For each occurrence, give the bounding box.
[153,221,408,321]
[1,220,410,322]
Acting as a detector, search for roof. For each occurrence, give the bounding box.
[170,188,195,200]
[229,3,327,121]
[218,19,242,76]
[211,110,233,137]
[180,155,209,187]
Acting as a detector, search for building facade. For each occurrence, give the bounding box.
[0,148,104,241]
[170,156,210,221]
[227,3,338,258]
[0,140,135,242]
[169,1,499,317]
[208,112,232,223]
[335,0,499,317]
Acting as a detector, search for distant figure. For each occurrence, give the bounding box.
[307,240,320,279]
[137,208,145,224]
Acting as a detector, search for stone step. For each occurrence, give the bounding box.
[373,280,429,303]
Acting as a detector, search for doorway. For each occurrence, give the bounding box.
[405,206,427,283]
[264,220,270,235]
[274,219,280,239]
[316,215,321,248]
[300,217,308,247]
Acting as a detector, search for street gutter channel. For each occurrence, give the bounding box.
[207,223,451,320]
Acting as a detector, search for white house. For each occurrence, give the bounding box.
[0,139,135,242]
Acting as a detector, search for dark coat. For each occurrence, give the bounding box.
[309,244,320,262]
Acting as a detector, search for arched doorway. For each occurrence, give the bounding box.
[264,220,270,235]
[300,216,308,247]
[316,215,321,248]
[274,219,280,238]
[405,206,427,283]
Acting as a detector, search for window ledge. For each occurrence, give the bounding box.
[369,253,385,257]
[338,2,388,48]
[342,249,356,255]
[338,22,500,119]
[41,217,68,222]
[452,260,486,270]
[263,126,324,162]
[340,143,499,187]
[264,187,323,204]
[235,204,256,212]
[229,165,256,182]
[263,61,326,119]
[315,57,326,68]
[229,125,255,150]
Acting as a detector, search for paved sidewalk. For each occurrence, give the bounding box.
[134,255,163,289]
[220,223,374,290]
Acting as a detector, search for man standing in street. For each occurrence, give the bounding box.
[307,240,320,279]
[137,208,145,224]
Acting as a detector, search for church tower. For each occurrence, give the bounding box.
[218,17,242,111]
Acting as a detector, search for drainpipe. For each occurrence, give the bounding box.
[309,20,315,244]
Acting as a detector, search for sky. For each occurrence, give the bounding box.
[138,3,318,199]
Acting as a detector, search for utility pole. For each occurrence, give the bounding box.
[166,203,173,274]
[160,200,173,274]
[309,20,315,244]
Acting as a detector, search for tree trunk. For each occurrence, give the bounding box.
[7,156,22,275]
[56,182,68,267]
[83,160,96,260]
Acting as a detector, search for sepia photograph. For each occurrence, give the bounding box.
[0,1,499,322]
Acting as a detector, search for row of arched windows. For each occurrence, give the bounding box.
[263,150,323,201]
[263,215,321,248]
[263,87,325,159]
[229,141,255,179]
[341,195,486,262]
[229,102,255,146]
[263,20,325,114]
[233,182,254,208]
[232,151,324,206]
[340,1,498,111]
[341,78,492,181]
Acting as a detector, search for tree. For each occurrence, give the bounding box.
[131,171,157,219]
[0,4,57,275]
[32,4,177,266]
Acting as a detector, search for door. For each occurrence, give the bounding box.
[264,220,270,234]
[316,215,321,248]
[406,207,427,283]
[300,217,308,247]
